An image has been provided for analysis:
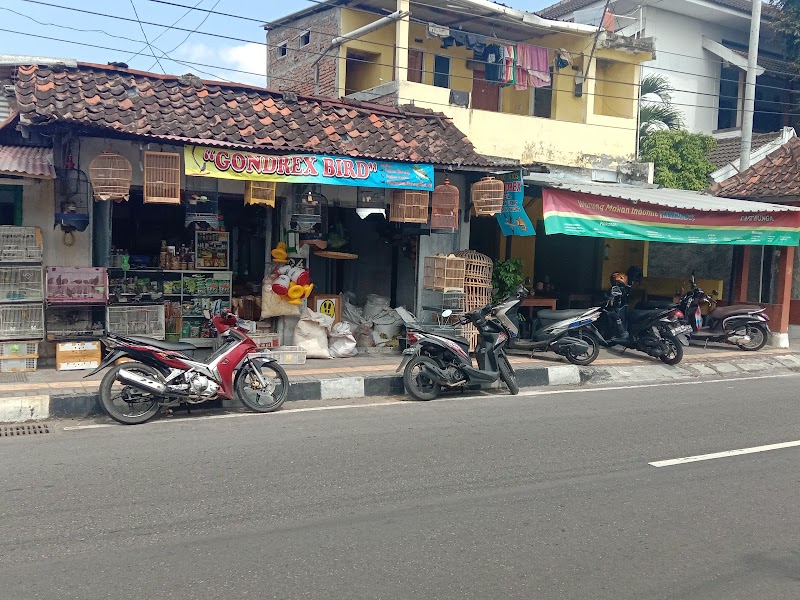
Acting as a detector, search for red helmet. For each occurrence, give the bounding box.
[610,272,628,286]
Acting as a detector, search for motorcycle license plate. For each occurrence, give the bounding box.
[671,324,692,336]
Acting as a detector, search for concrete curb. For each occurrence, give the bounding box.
[3,356,800,423]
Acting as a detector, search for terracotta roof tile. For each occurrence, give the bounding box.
[707,131,784,169]
[711,137,800,199]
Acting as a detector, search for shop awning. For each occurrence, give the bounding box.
[0,145,55,179]
[525,175,800,246]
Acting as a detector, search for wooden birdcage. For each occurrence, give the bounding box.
[454,249,493,285]
[143,151,181,204]
[471,176,504,216]
[88,151,132,201]
[423,254,466,292]
[430,177,459,231]
[244,181,277,206]
[389,189,429,224]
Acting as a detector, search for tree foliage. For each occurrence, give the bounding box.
[639,130,717,191]
[769,0,800,63]
[639,74,684,147]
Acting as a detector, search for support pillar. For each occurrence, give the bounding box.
[734,246,751,303]
[771,245,794,347]
[395,0,410,83]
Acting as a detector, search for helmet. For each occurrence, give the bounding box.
[610,272,628,286]
[626,265,643,285]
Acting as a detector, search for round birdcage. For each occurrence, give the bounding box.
[454,249,493,284]
[471,176,504,216]
[88,151,132,201]
[430,177,459,231]
[389,189,429,224]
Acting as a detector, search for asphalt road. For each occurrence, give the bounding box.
[2,374,800,600]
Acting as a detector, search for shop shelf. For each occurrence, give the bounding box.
[270,346,307,365]
[0,303,45,340]
[46,267,108,303]
[107,305,166,339]
[0,226,43,263]
[0,266,43,303]
[0,356,38,372]
[0,341,38,356]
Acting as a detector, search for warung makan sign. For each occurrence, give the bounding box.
[184,145,434,191]
[543,189,800,246]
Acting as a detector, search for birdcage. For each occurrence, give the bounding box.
[423,254,465,292]
[389,190,429,224]
[245,181,277,206]
[0,226,42,263]
[144,151,181,204]
[185,177,220,228]
[0,303,45,340]
[291,187,324,233]
[0,266,43,302]
[88,151,132,201]
[106,305,165,339]
[471,176,504,216]
[454,249,493,285]
[430,178,459,231]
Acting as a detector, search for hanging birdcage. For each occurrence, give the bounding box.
[143,151,181,204]
[55,168,91,233]
[88,151,132,201]
[184,176,219,227]
[291,186,324,233]
[430,177,459,231]
[471,176,504,216]
[389,189,429,224]
[245,181,277,207]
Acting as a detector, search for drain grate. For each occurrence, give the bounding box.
[0,423,51,436]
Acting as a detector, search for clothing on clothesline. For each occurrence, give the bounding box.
[481,44,504,82]
[515,43,551,90]
[440,30,487,53]
[501,45,516,87]
[427,22,450,39]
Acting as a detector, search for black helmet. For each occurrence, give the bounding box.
[626,265,643,285]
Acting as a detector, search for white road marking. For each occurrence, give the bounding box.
[62,372,799,431]
[650,440,800,467]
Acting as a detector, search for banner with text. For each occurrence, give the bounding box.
[496,170,535,237]
[543,189,800,246]
[184,146,434,190]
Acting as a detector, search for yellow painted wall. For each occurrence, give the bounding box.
[338,9,396,97]
[499,197,543,282]
[601,238,648,287]
[594,59,637,119]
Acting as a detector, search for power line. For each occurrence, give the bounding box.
[128,0,167,73]
[128,0,207,63]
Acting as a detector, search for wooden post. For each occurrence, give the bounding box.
[775,245,794,334]
[734,246,751,303]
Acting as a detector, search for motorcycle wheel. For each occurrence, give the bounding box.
[403,356,442,401]
[235,362,289,413]
[659,334,684,365]
[565,331,600,366]
[498,354,519,395]
[738,324,768,351]
[98,362,162,425]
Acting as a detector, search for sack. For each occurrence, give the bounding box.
[363,294,390,323]
[294,308,334,359]
[261,275,301,318]
[329,321,358,358]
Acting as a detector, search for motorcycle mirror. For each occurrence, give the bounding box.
[441,309,453,318]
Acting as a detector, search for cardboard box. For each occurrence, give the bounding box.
[56,341,102,371]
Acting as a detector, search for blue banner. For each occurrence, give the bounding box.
[496,170,535,236]
[185,146,434,191]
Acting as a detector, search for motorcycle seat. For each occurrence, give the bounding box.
[709,305,762,319]
[124,335,197,353]
[536,309,587,321]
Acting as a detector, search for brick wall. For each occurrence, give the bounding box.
[267,8,341,97]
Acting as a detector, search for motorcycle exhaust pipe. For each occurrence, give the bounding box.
[419,363,455,386]
[117,369,167,395]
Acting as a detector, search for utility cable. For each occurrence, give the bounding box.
[128,0,167,73]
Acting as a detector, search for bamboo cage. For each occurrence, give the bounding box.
[471,176,504,216]
[244,181,277,206]
[430,178,459,231]
[88,151,132,201]
[423,254,466,292]
[389,189,429,224]
[454,249,493,285]
[143,151,181,205]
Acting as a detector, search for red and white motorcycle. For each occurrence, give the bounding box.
[88,309,288,424]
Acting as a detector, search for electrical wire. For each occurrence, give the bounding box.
[128,0,168,73]
[128,0,208,63]
[147,0,223,71]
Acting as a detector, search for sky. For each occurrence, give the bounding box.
[0,0,554,86]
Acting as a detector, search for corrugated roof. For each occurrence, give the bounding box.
[539,0,778,19]
[0,145,55,178]
[525,174,800,212]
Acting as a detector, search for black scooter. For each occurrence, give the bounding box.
[397,304,518,401]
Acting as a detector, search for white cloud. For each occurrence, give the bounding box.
[172,42,266,87]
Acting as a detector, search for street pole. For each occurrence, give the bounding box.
[739,0,763,301]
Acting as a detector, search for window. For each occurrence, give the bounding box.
[0,186,22,225]
[278,41,288,58]
[299,31,310,47]
[717,66,740,130]
[433,55,451,89]
[532,67,554,118]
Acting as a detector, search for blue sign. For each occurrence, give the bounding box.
[496,170,535,236]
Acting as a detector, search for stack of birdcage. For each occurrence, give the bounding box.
[454,250,494,350]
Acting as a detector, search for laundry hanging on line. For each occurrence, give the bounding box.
[515,44,551,90]
[428,22,488,53]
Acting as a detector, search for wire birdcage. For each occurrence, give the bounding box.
[430,178,459,231]
[88,151,132,201]
[390,190,429,224]
[471,176,504,216]
[291,186,324,233]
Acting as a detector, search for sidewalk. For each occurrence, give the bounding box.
[1,344,799,422]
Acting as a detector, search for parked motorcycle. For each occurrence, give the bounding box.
[492,287,602,365]
[88,309,289,424]
[592,272,691,365]
[397,304,519,401]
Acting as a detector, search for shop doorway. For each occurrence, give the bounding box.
[533,221,603,294]
[471,71,500,112]
[0,185,23,225]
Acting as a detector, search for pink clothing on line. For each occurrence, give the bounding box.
[515,44,550,91]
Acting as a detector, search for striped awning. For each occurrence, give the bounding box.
[0,145,55,179]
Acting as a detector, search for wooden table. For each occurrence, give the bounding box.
[520,297,557,310]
